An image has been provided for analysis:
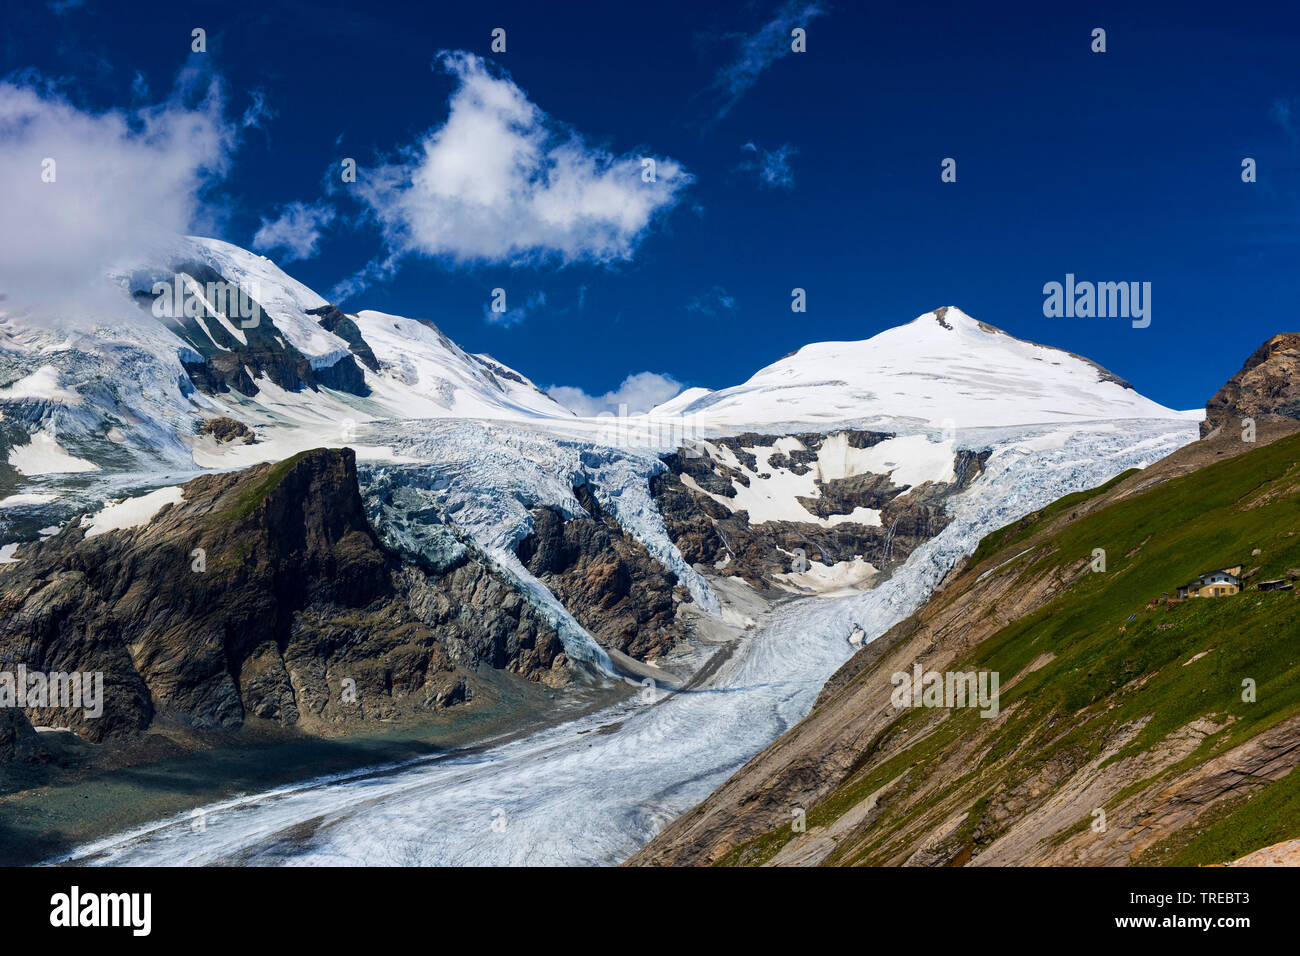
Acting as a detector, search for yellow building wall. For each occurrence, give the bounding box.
[1194,583,1239,598]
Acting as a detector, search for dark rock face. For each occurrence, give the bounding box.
[516,488,684,660]
[307,304,380,372]
[312,353,371,395]
[652,432,990,591]
[1202,333,1300,438]
[0,448,568,748]
[472,354,554,402]
[135,262,370,399]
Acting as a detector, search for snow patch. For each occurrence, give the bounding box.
[0,365,81,404]
[8,430,99,475]
[81,486,184,537]
[0,492,59,508]
[773,555,880,595]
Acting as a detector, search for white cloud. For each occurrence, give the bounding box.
[253,200,336,263]
[353,52,692,274]
[709,1,826,120]
[737,141,796,188]
[0,68,236,319]
[548,371,683,416]
[329,257,395,303]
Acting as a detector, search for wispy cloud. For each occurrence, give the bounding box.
[241,89,275,130]
[547,371,684,416]
[252,200,336,263]
[345,51,691,290]
[706,1,826,121]
[483,289,547,328]
[687,285,737,316]
[736,141,796,188]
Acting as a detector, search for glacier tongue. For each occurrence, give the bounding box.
[55,416,1198,866]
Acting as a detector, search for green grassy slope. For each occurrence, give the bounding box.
[723,433,1300,866]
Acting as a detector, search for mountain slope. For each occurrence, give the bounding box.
[172,237,570,422]
[652,306,1193,430]
[1,242,1204,807]
[0,235,571,496]
[0,240,1218,866]
[631,422,1300,866]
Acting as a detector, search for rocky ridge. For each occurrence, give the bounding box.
[651,430,990,594]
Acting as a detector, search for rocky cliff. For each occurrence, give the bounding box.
[139,261,371,399]
[1202,332,1300,438]
[0,448,569,749]
[516,485,687,661]
[0,707,38,762]
[651,430,989,594]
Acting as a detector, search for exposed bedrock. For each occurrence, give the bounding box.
[0,448,569,748]
[651,431,990,592]
[515,484,687,661]
[1201,332,1300,438]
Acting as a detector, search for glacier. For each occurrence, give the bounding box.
[53,417,1198,866]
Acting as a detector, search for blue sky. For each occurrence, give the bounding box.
[3,0,1299,412]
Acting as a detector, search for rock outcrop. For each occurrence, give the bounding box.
[0,707,38,762]
[1202,333,1300,438]
[307,304,381,372]
[0,448,568,748]
[651,431,989,593]
[137,261,371,399]
[516,486,686,661]
[197,416,255,444]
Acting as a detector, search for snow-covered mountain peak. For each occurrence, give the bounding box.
[0,235,582,489]
[652,306,1198,432]
[903,303,981,331]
